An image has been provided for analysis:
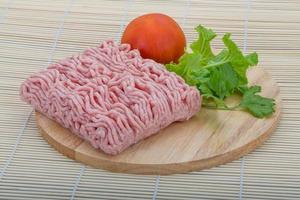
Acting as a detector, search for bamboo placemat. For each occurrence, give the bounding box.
[0,0,299,199]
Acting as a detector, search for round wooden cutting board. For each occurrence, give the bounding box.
[36,67,281,175]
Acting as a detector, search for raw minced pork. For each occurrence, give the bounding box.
[20,40,201,155]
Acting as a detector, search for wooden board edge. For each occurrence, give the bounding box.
[73,103,281,175]
[36,108,281,175]
[35,113,80,160]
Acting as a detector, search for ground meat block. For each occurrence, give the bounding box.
[20,40,201,155]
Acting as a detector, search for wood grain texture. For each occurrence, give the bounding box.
[35,67,281,175]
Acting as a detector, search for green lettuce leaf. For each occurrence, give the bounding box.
[165,24,275,118]
[190,25,216,59]
[206,63,239,100]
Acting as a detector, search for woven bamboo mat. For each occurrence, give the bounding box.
[0,0,299,199]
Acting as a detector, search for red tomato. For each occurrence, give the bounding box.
[121,13,186,64]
